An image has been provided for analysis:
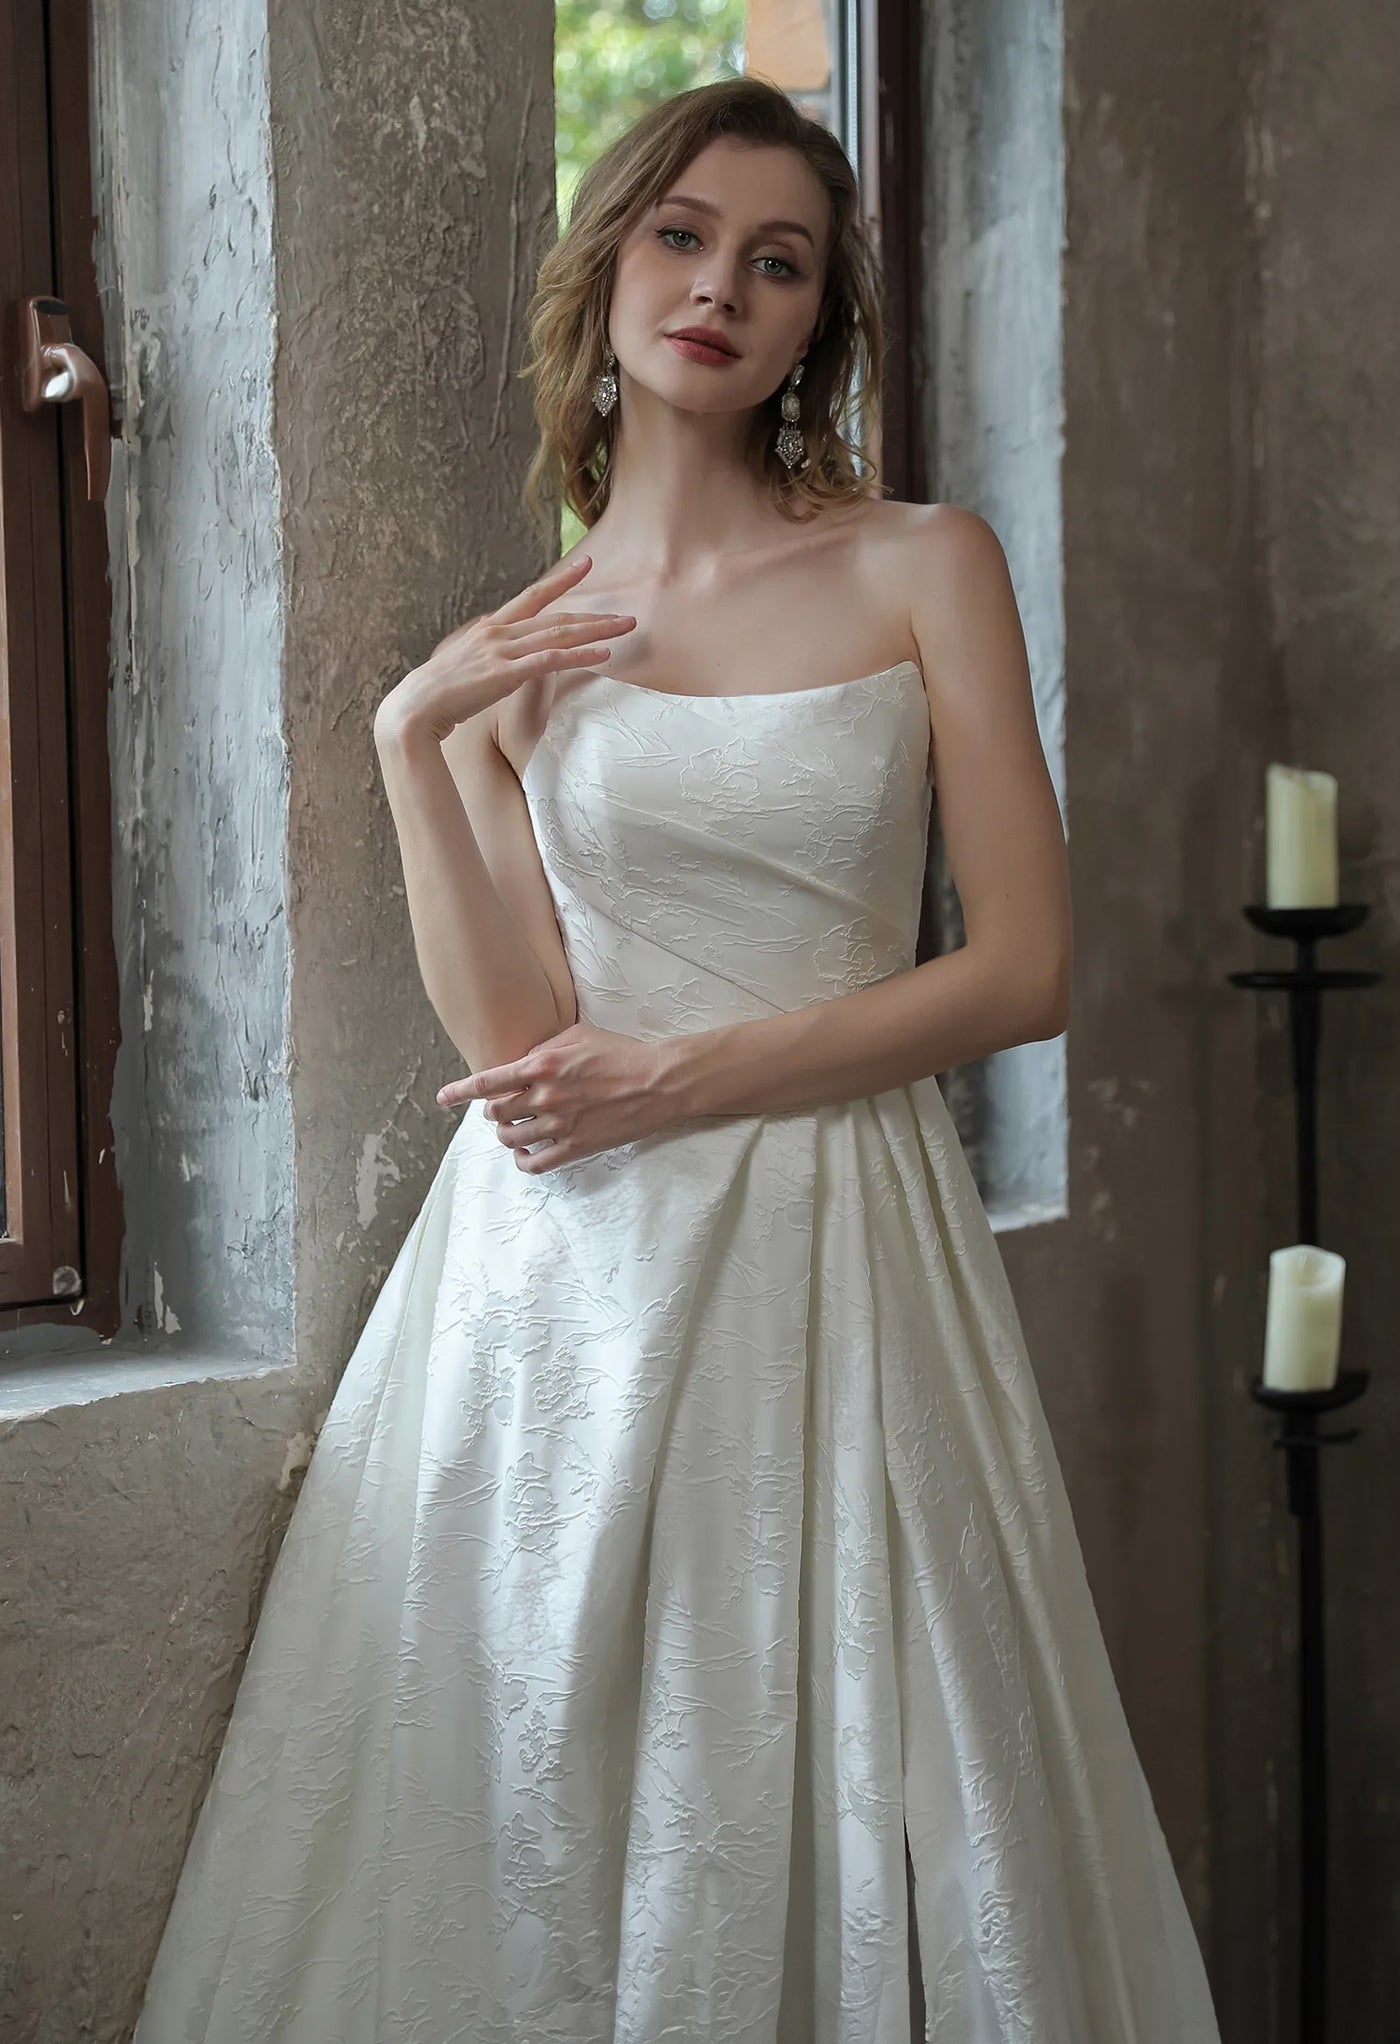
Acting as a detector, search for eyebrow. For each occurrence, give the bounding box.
[654,192,818,251]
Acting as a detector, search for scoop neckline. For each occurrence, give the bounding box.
[586,656,925,703]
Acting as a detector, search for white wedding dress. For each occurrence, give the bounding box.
[133,659,1222,2042]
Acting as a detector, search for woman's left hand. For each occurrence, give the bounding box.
[435,1022,678,1172]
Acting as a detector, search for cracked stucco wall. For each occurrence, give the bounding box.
[1023,0,1273,2025]
[929,2,1400,2037]
[1252,0,1400,2033]
[922,0,1067,1230]
[0,1,555,2036]
[919,0,1267,2031]
[105,0,293,1356]
[273,8,555,1392]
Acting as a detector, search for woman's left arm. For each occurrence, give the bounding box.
[662,505,1073,1121]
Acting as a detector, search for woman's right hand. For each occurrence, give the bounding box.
[375,553,635,747]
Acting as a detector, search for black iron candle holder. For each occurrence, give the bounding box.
[1228,901,1381,2044]
[1231,905,1381,1240]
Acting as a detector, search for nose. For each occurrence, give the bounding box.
[689,246,743,316]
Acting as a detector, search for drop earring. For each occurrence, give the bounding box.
[776,359,807,471]
[592,343,618,418]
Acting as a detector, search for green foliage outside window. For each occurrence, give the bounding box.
[556,0,747,224]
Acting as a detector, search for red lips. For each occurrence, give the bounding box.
[666,326,740,359]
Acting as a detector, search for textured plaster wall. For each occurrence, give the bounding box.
[0,1,555,2037]
[1253,0,1400,2032]
[922,0,1067,1229]
[98,0,293,1357]
[1,1373,315,2035]
[1040,5,1400,2033]
[929,0,1400,2035]
[922,0,1274,2025]
[1042,0,1271,2013]
[271,2,556,1391]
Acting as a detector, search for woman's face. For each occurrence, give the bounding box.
[608,136,831,422]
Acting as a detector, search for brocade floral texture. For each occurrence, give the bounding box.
[133,660,1222,2043]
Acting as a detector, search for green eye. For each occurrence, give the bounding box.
[657,228,798,279]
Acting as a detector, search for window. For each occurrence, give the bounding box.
[1,0,123,1336]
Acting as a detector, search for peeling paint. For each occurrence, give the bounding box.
[1085,1073,1156,1132]
[355,1129,405,1231]
[278,1429,316,1492]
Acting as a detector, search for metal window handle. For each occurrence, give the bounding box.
[15,294,112,503]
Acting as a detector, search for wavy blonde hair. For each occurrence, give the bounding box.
[520,76,885,541]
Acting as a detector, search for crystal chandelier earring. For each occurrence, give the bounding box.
[776,358,807,471]
[592,342,618,418]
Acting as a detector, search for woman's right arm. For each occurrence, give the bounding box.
[373,704,571,1074]
[372,554,635,1074]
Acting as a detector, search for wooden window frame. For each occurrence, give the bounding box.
[860,0,927,510]
[1,0,123,1340]
[858,0,940,978]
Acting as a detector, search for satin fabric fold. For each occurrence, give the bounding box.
[135,664,1220,2042]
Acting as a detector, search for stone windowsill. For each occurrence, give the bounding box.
[0,1344,296,1424]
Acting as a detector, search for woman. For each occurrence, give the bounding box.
[135,77,1223,2043]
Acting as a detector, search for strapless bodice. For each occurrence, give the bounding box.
[521,660,934,1042]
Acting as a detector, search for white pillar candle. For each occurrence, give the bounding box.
[1266,764,1339,908]
[1262,1244,1346,1391]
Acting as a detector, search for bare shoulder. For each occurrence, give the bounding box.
[854,498,1010,617]
[851,501,1019,697]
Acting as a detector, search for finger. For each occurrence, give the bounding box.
[495,1117,551,1149]
[517,1140,569,1172]
[437,1075,519,1107]
[440,1060,531,1103]
[498,611,636,645]
[498,617,637,658]
[482,1094,533,1122]
[508,634,631,675]
[490,553,592,627]
[499,610,627,631]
